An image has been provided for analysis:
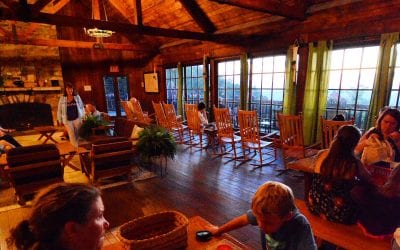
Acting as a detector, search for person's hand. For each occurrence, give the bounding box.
[389,131,400,142]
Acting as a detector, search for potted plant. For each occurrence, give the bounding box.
[136,125,177,163]
[79,115,110,139]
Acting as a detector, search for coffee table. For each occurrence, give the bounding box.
[34,126,59,144]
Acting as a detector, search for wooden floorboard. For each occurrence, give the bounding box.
[0,134,305,250]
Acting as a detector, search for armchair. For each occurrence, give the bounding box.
[80,139,136,185]
[5,144,63,204]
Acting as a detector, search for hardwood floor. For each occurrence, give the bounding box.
[0,134,305,250]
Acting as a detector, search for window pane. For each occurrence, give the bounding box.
[356,90,372,107]
[274,56,286,72]
[341,69,359,89]
[263,57,273,73]
[252,74,262,88]
[361,46,379,68]
[359,69,376,89]
[393,71,400,90]
[343,48,362,69]
[328,70,341,89]
[262,74,273,88]
[389,91,398,107]
[253,58,263,73]
[339,90,356,108]
[327,90,339,108]
[273,73,285,88]
[218,63,225,75]
[330,50,344,69]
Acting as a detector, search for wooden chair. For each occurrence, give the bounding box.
[129,97,153,125]
[320,116,355,149]
[5,144,63,204]
[213,106,241,159]
[185,108,205,148]
[277,113,319,169]
[121,101,135,120]
[80,139,136,185]
[238,110,276,168]
[152,101,169,129]
[163,102,186,144]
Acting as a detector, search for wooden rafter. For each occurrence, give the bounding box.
[108,0,136,24]
[0,6,246,44]
[92,0,100,20]
[210,0,307,20]
[0,0,17,12]
[42,0,70,14]
[0,36,157,51]
[135,0,142,26]
[31,0,52,12]
[179,0,216,34]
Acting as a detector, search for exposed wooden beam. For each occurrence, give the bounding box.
[42,0,70,14]
[0,36,157,51]
[31,0,52,12]
[135,0,142,26]
[0,7,245,44]
[108,0,136,24]
[0,0,17,11]
[92,0,100,20]
[0,25,11,36]
[179,0,216,33]
[210,0,306,20]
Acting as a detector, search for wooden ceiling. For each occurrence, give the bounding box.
[0,0,398,57]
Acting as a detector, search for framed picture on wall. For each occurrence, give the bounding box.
[144,72,159,93]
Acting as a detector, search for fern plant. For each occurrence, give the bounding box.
[79,115,110,139]
[136,125,177,162]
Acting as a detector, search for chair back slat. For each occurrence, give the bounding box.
[213,107,234,138]
[186,109,202,132]
[152,101,168,128]
[320,116,355,149]
[238,110,261,144]
[121,101,135,120]
[277,113,304,148]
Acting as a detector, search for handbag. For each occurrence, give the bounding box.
[361,136,394,165]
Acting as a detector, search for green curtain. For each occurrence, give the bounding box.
[367,32,399,128]
[240,53,249,110]
[283,45,298,115]
[303,41,332,145]
[177,62,183,116]
[203,55,210,109]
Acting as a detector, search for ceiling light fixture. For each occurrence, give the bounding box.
[84,0,114,39]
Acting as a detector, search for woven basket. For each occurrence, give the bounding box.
[117,211,189,250]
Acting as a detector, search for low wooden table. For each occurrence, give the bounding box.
[34,126,59,144]
[56,142,89,171]
[103,216,249,250]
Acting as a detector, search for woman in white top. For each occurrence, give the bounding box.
[57,82,84,147]
[197,102,208,126]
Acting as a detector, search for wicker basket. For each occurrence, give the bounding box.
[117,211,189,250]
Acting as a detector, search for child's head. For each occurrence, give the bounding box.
[251,181,296,234]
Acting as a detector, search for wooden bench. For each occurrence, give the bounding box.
[295,199,391,250]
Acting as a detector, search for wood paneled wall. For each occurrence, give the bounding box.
[56,1,400,115]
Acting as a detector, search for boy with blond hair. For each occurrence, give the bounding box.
[208,181,316,250]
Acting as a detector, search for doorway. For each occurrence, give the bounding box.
[103,75,129,117]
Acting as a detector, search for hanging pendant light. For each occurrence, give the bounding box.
[84,0,114,38]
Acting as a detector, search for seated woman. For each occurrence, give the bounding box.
[307,125,370,224]
[351,166,400,238]
[197,102,208,126]
[355,107,400,164]
[8,183,110,250]
[0,126,21,148]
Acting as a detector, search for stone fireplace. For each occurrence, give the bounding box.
[0,87,61,130]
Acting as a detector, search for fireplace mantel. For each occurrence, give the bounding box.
[0,87,61,92]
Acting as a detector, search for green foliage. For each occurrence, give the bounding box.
[79,115,110,139]
[136,125,177,162]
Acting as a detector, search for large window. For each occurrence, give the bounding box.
[166,67,179,111]
[217,60,241,126]
[165,64,206,112]
[389,44,400,108]
[184,64,205,104]
[325,46,379,131]
[249,55,286,133]
[103,76,129,117]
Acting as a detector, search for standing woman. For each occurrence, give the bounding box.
[57,82,84,147]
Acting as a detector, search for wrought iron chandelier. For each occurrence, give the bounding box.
[84,0,114,38]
